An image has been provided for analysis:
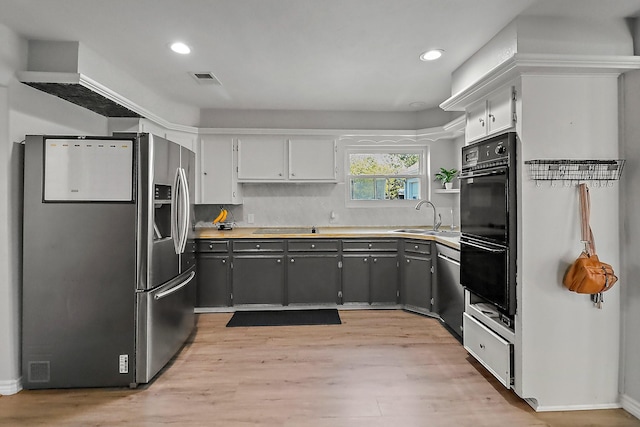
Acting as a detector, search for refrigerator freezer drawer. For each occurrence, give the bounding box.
[136,267,196,384]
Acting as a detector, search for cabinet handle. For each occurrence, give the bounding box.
[209,244,213,249]
[291,173,296,177]
[311,244,315,249]
[414,245,419,250]
[203,172,208,176]
[222,259,226,264]
[278,173,282,176]
[479,118,485,127]
[368,243,372,249]
[276,259,282,264]
[480,344,485,349]
[290,259,295,263]
[406,259,411,263]
[373,258,377,263]
[256,244,261,249]
[363,258,368,263]
[489,113,495,122]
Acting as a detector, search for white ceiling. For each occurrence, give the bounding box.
[1,0,640,113]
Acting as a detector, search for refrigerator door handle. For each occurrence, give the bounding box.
[170,168,182,255]
[179,168,189,254]
[154,271,196,300]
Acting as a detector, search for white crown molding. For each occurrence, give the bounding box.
[440,53,640,112]
[0,378,22,395]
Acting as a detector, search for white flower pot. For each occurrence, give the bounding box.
[444,182,453,190]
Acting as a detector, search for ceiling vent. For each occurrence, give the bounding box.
[190,72,222,85]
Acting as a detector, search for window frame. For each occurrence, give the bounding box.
[345,146,429,208]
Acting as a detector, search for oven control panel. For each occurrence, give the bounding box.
[462,133,514,171]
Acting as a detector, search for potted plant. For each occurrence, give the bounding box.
[435,167,458,190]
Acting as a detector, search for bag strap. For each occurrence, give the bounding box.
[578,183,596,255]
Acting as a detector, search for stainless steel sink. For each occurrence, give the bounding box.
[391,229,429,234]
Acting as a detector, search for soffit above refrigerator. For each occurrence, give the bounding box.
[18,71,142,118]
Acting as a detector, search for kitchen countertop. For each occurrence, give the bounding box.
[194,226,460,250]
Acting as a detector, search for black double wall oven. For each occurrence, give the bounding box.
[460,132,517,319]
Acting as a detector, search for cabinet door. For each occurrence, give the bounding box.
[232,256,284,305]
[287,255,340,304]
[466,101,487,143]
[196,255,230,307]
[200,135,243,204]
[402,255,432,310]
[487,88,514,135]
[342,254,370,303]
[237,136,287,181]
[370,254,398,304]
[288,138,336,181]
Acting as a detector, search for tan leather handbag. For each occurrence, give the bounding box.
[563,184,617,300]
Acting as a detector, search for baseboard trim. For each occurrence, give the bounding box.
[525,398,621,412]
[621,394,640,419]
[0,378,22,395]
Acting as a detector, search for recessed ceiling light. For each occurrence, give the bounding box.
[170,42,191,54]
[420,49,444,61]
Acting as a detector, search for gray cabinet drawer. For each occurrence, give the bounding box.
[233,240,285,252]
[343,240,397,252]
[403,240,431,255]
[288,240,339,252]
[463,313,513,388]
[197,240,229,253]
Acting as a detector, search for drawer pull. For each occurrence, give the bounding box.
[209,244,213,249]
[414,245,419,250]
[311,244,316,249]
[368,243,372,249]
[256,244,261,249]
[480,344,485,349]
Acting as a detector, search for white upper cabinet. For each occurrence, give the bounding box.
[238,136,337,182]
[288,138,337,181]
[200,135,243,205]
[466,86,515,143]
[237,136,288,181]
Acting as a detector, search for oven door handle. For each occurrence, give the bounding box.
[461,240,506,253]
[460,168,507,179]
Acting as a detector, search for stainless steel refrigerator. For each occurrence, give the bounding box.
[22,133,196,389]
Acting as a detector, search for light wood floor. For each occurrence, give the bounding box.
[1,310,638,426]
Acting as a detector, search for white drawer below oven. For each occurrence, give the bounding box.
[463,312,513,388]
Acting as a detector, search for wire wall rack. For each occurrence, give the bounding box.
[524,159,625,187]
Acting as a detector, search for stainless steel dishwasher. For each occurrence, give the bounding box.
[435,243,463,340]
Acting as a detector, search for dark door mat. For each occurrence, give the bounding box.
[226,309,342,327]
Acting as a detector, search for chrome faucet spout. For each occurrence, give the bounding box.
[415,200,441,231]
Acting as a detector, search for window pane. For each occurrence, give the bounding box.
[349,153,420,176]
[350,177,411,200]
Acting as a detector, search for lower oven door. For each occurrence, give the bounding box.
[460,236,512,315]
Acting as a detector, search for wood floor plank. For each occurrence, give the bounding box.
[0,310,638,426]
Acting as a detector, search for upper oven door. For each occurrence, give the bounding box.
[460,167,508,244]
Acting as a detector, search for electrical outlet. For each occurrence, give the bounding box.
[247,213,255,224]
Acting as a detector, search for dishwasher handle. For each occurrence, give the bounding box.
[437,252,460,266]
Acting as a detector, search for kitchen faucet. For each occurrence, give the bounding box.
[415,200,441,232]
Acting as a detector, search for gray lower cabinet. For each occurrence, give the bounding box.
[341,255,370,303]
[196,240,231,307]
[370,254,399,304]
[287,255,340,304]
[287,239,340,304]
[231,240,285,305]
[401,240,433,311]
[197,254,231,307]
[342,239,398,305]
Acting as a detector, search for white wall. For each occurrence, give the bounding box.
[515,74,621,410]
[199,107,454,131]
[620,69,640,418]
[0,24,108,394]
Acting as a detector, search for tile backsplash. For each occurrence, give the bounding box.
[195,182,459,229]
